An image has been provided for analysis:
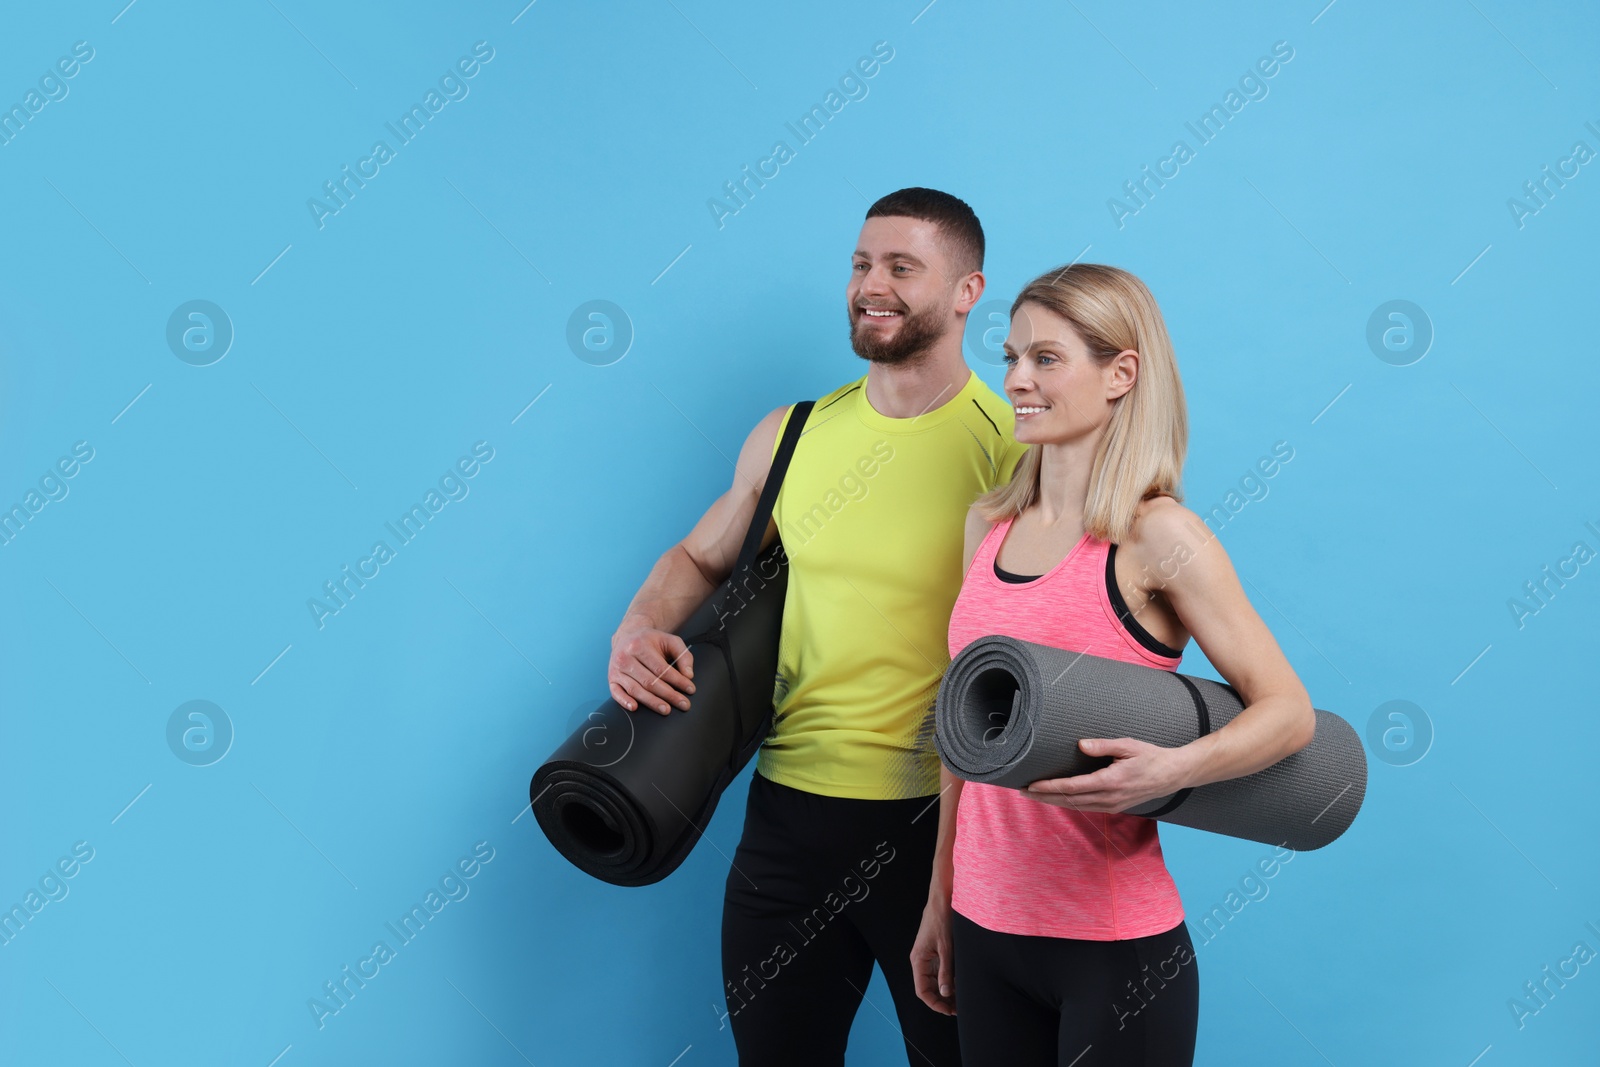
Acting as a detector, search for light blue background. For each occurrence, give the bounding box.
[2,1,1596,1064]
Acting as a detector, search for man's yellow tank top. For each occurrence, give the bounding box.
[757,369,1027,800]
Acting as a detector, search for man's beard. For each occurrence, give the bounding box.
[848,301,949,365]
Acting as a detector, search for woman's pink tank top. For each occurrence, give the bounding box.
[946,515,1187,940]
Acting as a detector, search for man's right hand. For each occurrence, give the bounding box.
[609,627,696,715]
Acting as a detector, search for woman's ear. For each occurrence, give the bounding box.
[1107,349,1139,400]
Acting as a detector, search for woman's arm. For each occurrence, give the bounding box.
[912,763,964,1014]
[1024,498,1317,813]
[910,504,989,1014]
[930,504,989,889]
[928,764,964,904]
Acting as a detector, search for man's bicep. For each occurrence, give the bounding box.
[678,405,788,583]
[679,485,758,583]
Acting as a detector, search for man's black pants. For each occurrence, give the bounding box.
[720,771,961,1066]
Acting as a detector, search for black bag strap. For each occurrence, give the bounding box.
[694,399,812,774]
[732,400,814,574]
[1136,673,1214,818]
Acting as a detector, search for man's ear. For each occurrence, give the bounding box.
[954,270,985,316]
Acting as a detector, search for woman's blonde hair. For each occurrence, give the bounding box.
[972,263,1187,544]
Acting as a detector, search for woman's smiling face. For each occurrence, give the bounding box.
[1002,301,1137,446]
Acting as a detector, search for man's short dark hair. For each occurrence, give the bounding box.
[864,187,984,277]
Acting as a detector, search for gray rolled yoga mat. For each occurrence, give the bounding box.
[934,635,1365,850]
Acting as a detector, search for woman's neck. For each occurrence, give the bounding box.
[1030,434,1101,528]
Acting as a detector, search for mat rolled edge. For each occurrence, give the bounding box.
[528,542,788,887]
[530,761,658,886]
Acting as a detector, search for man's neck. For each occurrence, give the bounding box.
[861,347,972,420]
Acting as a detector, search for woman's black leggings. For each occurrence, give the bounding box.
[951,909,1199,1066]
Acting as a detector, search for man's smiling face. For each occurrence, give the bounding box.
[846,216,960,366]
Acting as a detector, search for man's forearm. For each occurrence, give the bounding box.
[613,543,721,645]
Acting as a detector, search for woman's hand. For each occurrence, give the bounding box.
[1022,737,1192,814]
[910,895,957,1016]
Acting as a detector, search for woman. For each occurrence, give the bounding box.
[910,264,1316,1065]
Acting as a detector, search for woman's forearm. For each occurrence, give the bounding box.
[1172,688,1315,791]
[928,765,964,901]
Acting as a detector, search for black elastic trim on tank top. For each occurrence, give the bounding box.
[1137,673,1212,818]
[970,398,1001,437]
[817,385,861,412]
[1104,544,1184,659]
[992,560,1042,583]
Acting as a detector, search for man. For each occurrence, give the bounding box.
[608,188,1026,1066]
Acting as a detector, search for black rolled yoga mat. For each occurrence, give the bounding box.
[530,400,813,887]
[934,635,1366,850]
